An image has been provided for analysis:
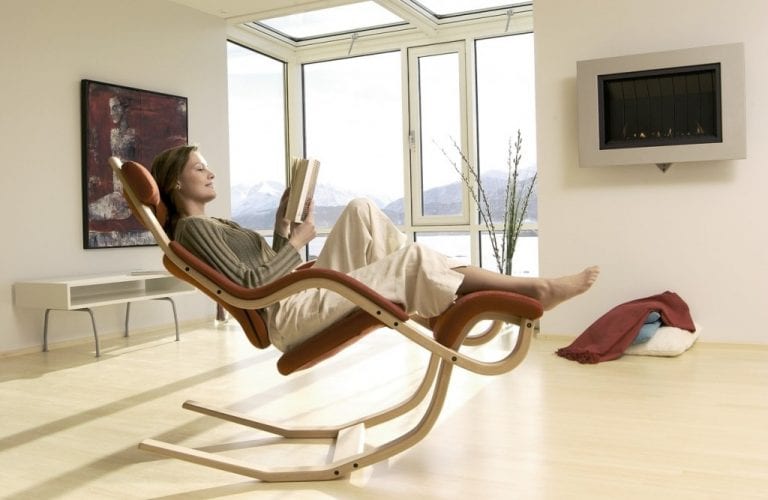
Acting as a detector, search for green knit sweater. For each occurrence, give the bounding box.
[174,216,302,288]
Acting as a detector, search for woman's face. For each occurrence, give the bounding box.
[177,151,216,205]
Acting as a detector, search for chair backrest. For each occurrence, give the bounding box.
[108,157,172,251]
[108,156,272,349]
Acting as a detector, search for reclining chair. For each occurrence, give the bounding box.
[109,156,543,482]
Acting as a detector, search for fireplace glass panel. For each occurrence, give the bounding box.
[598,63,721,149]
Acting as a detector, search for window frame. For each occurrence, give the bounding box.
[226,10,535,269]
[407,41,472,227]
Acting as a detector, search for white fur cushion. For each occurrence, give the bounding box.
[624,324,701,357]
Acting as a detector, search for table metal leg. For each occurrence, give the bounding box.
[124,302,131,337]
[156,297,181,341]
[124,298,180,342]
[43,309,52,352]
[86,308,100,357]
[43,308,100,357]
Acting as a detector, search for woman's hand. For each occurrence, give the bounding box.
[274,188,292,238]
[288,199,316,250]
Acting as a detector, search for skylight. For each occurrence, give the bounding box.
[413,1,527,17]
[258,1,406,41]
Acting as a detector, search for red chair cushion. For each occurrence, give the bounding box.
[277,309,386,375]
[431,291,544,349]
[162,254,271,349]
[121,161,168,226]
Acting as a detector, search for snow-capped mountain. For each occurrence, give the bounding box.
[231,169,537,230]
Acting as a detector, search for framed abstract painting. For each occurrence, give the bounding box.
[81,79,188,249]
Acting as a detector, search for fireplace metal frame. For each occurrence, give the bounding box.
[577,43,745,169]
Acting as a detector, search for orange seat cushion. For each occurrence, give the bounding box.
[121,160,168,226]
[430,291,544,349]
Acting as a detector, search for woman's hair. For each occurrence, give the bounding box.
[151,144,198,237]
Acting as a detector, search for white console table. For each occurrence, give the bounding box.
[14,272,197,357]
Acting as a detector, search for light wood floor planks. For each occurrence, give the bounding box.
[0,323,766,499]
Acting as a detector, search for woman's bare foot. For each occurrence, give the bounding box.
[539,266,600,310]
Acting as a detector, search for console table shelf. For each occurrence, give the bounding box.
[14,272,197,357]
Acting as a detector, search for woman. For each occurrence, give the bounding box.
[152,145,599,352]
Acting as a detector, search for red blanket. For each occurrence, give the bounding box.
[556,291,696,364]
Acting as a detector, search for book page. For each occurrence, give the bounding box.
[285,158,320,223]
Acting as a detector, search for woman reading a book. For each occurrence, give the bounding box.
[152,145,599,352]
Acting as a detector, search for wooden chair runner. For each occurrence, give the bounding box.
[110,156,543,482]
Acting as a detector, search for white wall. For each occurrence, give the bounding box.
[0,0,231,353]
[534,0,768,343]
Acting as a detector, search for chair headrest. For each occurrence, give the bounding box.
[121,161,168,227]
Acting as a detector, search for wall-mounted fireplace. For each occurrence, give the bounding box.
[600,63,722,149]
[578,43,745,169]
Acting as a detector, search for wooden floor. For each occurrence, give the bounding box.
[1,322,766,499]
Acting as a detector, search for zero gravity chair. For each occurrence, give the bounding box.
[109,156,544,482]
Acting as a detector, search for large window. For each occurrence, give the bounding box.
[303,51,404,229]
[227,42,286,232]
[227,30,536,274]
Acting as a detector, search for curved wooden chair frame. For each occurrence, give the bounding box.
[109,156,543,482]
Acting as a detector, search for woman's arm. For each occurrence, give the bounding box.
[177,217,301,288]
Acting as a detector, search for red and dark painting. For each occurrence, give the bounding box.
[81,80,187,248]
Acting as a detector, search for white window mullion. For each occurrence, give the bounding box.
[285,60,304,175]
[463,37,481,267]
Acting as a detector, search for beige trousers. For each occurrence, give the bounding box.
[268,198,465,352]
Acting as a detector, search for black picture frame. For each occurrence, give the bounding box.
[81,79,188,249]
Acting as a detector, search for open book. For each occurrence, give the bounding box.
[285,157,320,223]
